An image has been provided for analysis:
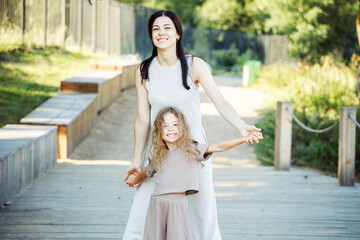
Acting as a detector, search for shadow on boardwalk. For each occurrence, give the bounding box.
[1,76,359,239]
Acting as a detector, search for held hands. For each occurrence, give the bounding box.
[126,174,140,188]
[241,125,263,144]
[124,162,142,188]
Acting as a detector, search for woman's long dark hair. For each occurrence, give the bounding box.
[140,10,191,90]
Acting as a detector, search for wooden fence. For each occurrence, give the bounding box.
[0,0,291,64]
[275,101,358,186]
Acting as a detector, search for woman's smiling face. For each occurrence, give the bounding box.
[152,16,179,50]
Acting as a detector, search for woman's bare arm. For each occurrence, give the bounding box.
[124,66,151,181]
[192,57,261,142]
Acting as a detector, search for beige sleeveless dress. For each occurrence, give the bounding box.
[123,56,222,240]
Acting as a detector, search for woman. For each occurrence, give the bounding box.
[123,10,262,240]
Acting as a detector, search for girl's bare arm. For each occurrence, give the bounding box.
[206,133,253,154]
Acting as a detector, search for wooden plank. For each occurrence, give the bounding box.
[58,125,67,160]
[0,125,57,206]
[60,81,98,93]
[119,62,138,91]
[90,60,138,72]
[90,60,139,91]
[61,70,122,112]
[20,93,97,125]
[0,164,359,239]
[20,93,97,159]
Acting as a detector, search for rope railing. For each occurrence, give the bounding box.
[276,102,357,186]
[285,107,339,133]
[349,113,360,128]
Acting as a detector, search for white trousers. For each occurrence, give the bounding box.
[122,159,222,240]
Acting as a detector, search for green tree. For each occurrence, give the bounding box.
[197,0,266,34]
[261,0,358,62]
[144,0,205,26]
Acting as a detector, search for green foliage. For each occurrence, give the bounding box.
[260,0,358,63]
[144,0,205,26]
[212,46,239,69]
[197,0,265,34]
[117,0,145,4]
[143,0,357,63]
[235,49,252,67]
[253,62,360,178]
[209,46,255,74]
[253,109,276,166]
[0,46,103,127]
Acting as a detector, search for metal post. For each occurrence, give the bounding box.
[274,101,293,171]
[338,107,356,186]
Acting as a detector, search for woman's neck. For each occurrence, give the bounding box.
[156,48,179,67]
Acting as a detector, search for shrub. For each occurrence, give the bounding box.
[253,60,360,180]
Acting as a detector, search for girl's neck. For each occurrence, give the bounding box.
[165,142,177,150]
[156,48,179,67]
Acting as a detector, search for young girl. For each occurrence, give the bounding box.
[126,107,256,240]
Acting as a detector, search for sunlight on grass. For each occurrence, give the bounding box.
[0,46,106,127]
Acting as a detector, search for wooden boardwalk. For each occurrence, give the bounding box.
[0,162,359,239]
[1,76,360,239]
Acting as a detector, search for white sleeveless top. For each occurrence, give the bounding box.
[143,56,207,166]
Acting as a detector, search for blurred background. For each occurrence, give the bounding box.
[0,0,359,180]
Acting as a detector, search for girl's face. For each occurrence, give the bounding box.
[161,112,181,147]
[152,16,179,50]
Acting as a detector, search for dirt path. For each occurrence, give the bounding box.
[67,75,272,167]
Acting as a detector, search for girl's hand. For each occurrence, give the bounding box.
[241,125,263,144]
[124,163,141,181]
[126,173,143,188]
[126,174,138,188]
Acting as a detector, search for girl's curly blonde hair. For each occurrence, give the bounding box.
[148,106,199,170]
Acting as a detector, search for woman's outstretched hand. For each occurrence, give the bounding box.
[240,125,263,144]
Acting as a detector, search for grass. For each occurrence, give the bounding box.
[0,45,105,127]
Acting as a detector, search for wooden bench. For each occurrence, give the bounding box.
[20,93,98,159]
[60,69,122,113]
[0,125,57,206]
[91,60,139,91]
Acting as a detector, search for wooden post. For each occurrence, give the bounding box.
[242,65,249,86]
[21,0,25,44]
[43,0,47,48]
[61,0,66,46]
[105,0,110,54]
[274,101,293,171]
[77,0,83,49]
[117,4,121,55]
[91,0,97,52]
[338,107,357,186]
